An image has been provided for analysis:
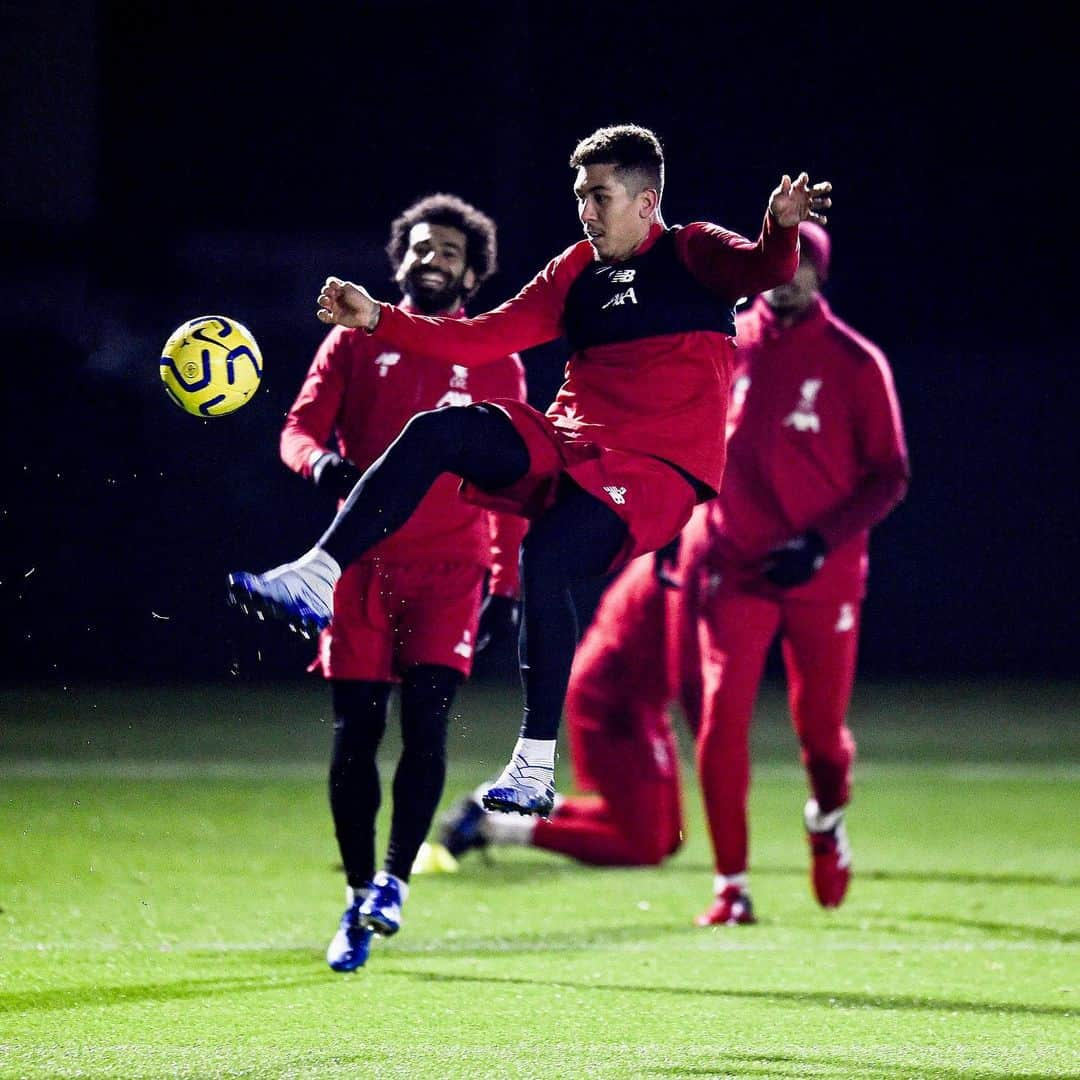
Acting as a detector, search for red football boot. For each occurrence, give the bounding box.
[805,798,852,908]
[695,883,756,927]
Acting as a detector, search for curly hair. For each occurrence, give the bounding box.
[569,124,665,198]
[385,193,498,286]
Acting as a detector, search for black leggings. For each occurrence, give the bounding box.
[320,403,628,744]
[518,477,627,740]
[319,404,530,565]
[328,665,461,886]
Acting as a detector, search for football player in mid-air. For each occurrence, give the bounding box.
[228,123,832,847]
[278,194,526,971]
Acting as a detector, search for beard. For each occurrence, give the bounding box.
[402,266,468,314]
[762,285,809,316]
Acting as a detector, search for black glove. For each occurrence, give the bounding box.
[311,451,362,500]
[762,530,827,587]
[653,533,682,589]
[476,593,521,653]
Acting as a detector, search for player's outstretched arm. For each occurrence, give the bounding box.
[769,173,832,227]
[317,277,381,331]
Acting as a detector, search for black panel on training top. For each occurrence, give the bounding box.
[563,227,736,353]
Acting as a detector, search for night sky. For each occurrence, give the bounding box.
[2,2,1073,681]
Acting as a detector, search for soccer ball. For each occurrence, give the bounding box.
[160,315,263,417]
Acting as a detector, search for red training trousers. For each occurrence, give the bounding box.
[695,576,860,876]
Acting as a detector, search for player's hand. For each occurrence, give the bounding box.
[769,173,832,227]
[311,451,362,500]
[762,530,827,587]
[653,533,682,589]
[476,593,521,653]
[317,277,382,331]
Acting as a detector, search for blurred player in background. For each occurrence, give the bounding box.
[694,223,909,926]
[278,194,526,971]
[439,545,688,866]
[229,123,831,834]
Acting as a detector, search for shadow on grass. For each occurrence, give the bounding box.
[0,967,328,1015]
[648,1051,1065,1079]
[379,969,1075,1019]
[389,919,698,958]
[903,912,1078,944]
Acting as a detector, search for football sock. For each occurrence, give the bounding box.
[510,736,556,787]
[714,872,749,894]
[372,870,409,903]
[482,812,537,845]
[805,799,845,832]
[287,546,341,608]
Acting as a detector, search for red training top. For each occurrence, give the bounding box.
[366,215,799,494]
[280,305,528,597]
[706,294,909,597]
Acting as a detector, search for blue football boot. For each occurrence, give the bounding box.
[358,871,406,936]
[438,795,490,859]
[326,898,374,972]
[227,548,339,639]
[482,755,555,817]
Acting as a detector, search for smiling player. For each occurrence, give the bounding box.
[279,194,526,970]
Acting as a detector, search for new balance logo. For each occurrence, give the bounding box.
[602,287,638,309]
[603,485,627,505]
[374,352,400,377]
[835,603,855,633]
[435,389,474,409]
[610,269,636,283]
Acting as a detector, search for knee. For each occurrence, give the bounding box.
[622,795,682,866]
[399,406,464,452]
[629,827,679,866]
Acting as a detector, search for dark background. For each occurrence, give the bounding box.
[1,2,1074,684]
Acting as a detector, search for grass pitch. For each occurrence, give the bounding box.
[1,679,1077,1078]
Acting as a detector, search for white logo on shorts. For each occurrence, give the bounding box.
[434,389,473,409]
[453,629,474,659]
[603,485,627,505]
[835,603,855,633]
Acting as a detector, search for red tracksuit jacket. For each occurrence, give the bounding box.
[706,294,909,598]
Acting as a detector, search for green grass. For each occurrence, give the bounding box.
[1,680,1078,1078]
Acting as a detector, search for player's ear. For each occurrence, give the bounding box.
[638,187,659,218]
[462,267,477,296]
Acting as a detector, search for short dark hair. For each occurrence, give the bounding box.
[386,193,498,285]
[569,124,665,198]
